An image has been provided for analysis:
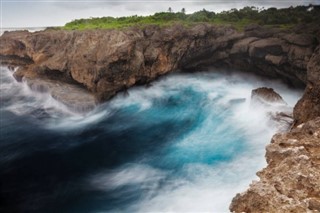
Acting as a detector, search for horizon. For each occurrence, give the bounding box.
[2,0,319,28]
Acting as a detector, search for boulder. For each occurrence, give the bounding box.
[251,87,287,106]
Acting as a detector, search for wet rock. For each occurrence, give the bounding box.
[251,87,293,131]
[12,68,25,82]
[24,77,97,113]
[269,111,294,132]
[251,87,287,106]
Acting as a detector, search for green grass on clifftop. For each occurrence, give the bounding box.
[62,5,320,31]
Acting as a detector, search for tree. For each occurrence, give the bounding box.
[181,8,186,14]
[168,7,172,13]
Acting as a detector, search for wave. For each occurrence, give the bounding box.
[0,66,302,212]
[84,71,301,212]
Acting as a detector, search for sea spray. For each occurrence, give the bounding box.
[0,66,302,212]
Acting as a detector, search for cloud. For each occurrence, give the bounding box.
[50,0,319,15]
[52,0,177,10]
[2,0,319,27]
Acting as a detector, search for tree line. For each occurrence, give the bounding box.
[63,5,320,30]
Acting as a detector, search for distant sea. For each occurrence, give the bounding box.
[0,27,48,35]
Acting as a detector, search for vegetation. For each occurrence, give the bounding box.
[62,5,320,31]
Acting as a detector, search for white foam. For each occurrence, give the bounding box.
[90,164,167,191]
[85,70,302,212]
[1,66,303,211]
[0,66,101,129]
[49,109,109,130]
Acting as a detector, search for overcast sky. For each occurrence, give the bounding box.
[1,0,319,28]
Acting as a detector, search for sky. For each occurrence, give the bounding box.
[1,0,320,28]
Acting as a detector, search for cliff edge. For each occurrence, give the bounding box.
[1,24,318,102]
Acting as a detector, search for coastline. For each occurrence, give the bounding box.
[1,23,319,212]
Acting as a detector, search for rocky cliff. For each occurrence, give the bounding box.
[1,24,318,101]
[294,46,320,125]
[230,118,320,212]
[1,23,320,212]
[1,25,245,101]
[230,31,320,212]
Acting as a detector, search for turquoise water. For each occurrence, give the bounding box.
[0,67,302,212]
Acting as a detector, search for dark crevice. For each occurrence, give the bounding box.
[0,55,33,66]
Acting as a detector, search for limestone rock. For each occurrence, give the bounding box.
[0,25,244,101]
[230,117,320,213]
[294,46,320,125]
[1,24,319,102]
[251,87,287,106]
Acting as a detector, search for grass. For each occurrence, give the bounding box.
[60,5,319,31]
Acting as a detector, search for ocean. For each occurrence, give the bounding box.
[0,66,302,212]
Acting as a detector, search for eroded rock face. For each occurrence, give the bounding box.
[230,117,320,213]
[230,26,320,213]
[0,25,244,101]
[230,24,319,86]
[0,24,318,102]
[294,46,320,125]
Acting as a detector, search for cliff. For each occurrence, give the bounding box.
[230,35,320,213]
[230,118,320,212]
[1,23,320,212]
[1,25,245,101]
[1,24,318,101]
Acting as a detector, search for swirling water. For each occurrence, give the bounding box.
[0,66,302,212]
